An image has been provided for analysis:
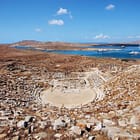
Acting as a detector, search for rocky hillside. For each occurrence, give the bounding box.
[0,45,140,140]
[10,40,89,50]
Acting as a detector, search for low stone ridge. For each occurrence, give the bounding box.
[0,45,140,139]
[10,40,92,50]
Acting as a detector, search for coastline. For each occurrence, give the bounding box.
[10,41,140,59]
[1,44,140,139]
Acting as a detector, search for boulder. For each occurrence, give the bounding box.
[93,122,102,131]
[88,136,95,140]
[70,126,81,135]
[130,115,138,125]
[54,133,62,138]
[34,132,48,139]
[103,119,115,126]
[102,126,133,140]
[85,115,91,119]
[17,120,28,128]
[53,118,66,130]
[118,119,127,127]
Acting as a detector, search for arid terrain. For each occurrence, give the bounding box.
[0,44,140,140]
[10,40,92,50]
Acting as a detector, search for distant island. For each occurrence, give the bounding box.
[9,40,140,50]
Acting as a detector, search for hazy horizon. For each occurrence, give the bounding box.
[1,38,140,45]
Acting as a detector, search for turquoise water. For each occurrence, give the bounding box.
[14,45,140,59]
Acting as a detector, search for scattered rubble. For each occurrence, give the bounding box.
[0,46,140,139]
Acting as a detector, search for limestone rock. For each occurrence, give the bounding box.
[103,119,115,126]
[118,119,127,127]
[34,132,48,139]
[88,136,95,140]
[70,126,81,135]
[54,133,62,138]
[130,115,138,125]
[53,118,66,130]
[102,126,134,140]
[11,136,20,140]
[17,120,28,128]
[93,122,102,131]
[85,115,91,119]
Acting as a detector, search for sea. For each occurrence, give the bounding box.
[14,45,140,59]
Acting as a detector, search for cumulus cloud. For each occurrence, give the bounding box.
[57,8,68,15]
[94,33,110,39]
[105,4,115,10]
[35,28,42,32]
[48,19,64,25]
[56,7,73,19]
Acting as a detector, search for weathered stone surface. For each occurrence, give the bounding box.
[103,119,115,126]
[102,126,137,140]
[53,118,66,130]
[88,136,95,140]
[34,132,48,139]
[70,126,81,135]
[17,120,28,128]
[118,119,127,127]
[94,122,102,131]
[130,115,138,125]
[54,133,62,138]
[11,136,20,140]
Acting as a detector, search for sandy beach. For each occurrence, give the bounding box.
[40,88,96,108]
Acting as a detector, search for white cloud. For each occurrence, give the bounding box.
[128,35,140,39]
[35,28,42,32]
[105,4,115,10]
[48,19,64,26]
[57,8,68,15]
[56,7,73,19]
[128,36,134,39]
[136,35,140,38]
[94,33,110,39]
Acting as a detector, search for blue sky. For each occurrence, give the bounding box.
[0,0,140,43]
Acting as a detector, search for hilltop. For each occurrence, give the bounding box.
[10,40,92,50]
[9,40,140,52]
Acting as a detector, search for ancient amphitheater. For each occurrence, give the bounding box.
[40,68,110,108]
[1,46,140,140]
[38,65,140,109]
